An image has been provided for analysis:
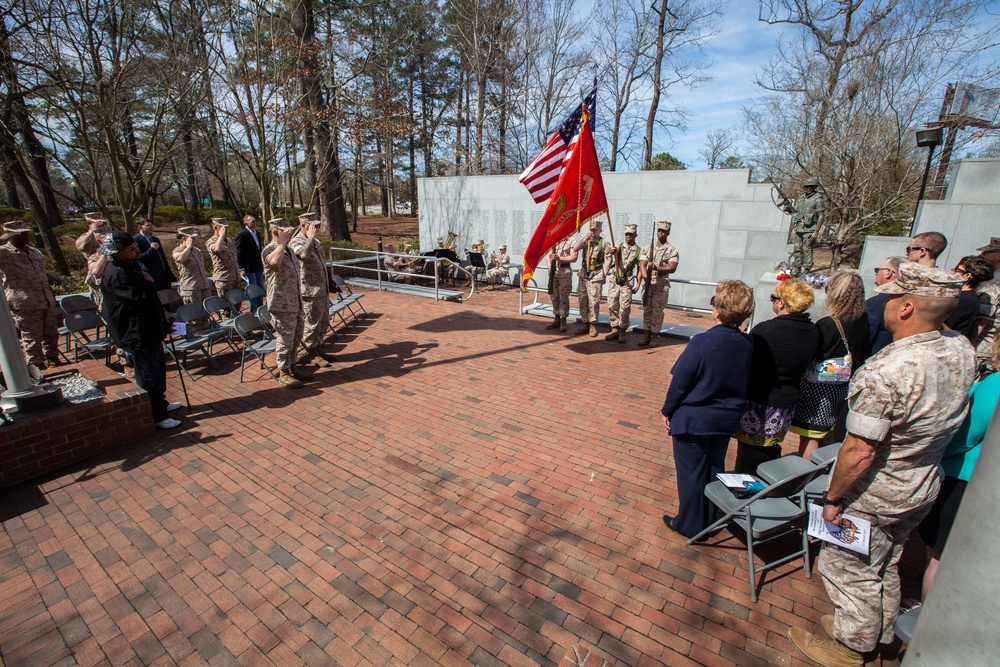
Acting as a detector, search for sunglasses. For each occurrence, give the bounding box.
[874,267,893,275]
[710,296,716,306]
[770,294,781,302]
[905,246,926,255]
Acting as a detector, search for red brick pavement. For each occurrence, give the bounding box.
[0,288,864,666]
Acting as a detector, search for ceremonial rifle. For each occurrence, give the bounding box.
[641,218,656,307]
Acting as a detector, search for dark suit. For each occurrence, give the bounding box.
[134,232,177,291]
[235,226,265,308]
[866,293,893,356]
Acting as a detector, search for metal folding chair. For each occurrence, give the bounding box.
[63,311,114,363]
[233,313,278,383]
[226,288,249,315]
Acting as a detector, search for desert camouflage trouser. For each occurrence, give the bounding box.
[302,294,329,350]
[607,281,634,329]
[819,504,930,653]
[577,270,604,324]
[271,308,304,370]
[642,283,670,334]
[12,306,59,367]
[550,269,573,318]
[215,280,242,299]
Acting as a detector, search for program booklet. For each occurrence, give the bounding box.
[807,504,871,555]
[716,473,767,498]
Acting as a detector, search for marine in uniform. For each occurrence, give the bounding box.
[262,217,313,388]
[573,222,607,337]
[788,263,976,666]
[638,220,679,348]
[289,212,335,368]
[0,221,60,368]
[83,220,113,310]
[486,244,510,289]
[207,218,241,297]
[604,223,641,343]
[786,177,825,276]
[545,236,577,332]
[75,212,106,257]
[172,227,211,332]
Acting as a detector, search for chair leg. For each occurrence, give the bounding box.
[746,518,758,603]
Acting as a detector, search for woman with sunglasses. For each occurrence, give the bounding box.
[954,255,999,380]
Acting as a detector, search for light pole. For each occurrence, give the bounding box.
[912,127,944,228]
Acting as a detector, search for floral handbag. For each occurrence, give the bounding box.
[804,318,852,384]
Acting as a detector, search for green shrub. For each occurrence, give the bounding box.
[0,208,31,224]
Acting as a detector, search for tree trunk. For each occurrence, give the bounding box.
[643,0,669,171]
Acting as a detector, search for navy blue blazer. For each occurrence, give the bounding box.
[662,324,754,437]
[133,233,177,291]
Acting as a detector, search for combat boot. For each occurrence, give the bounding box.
[545,316,561,330]
[618,328,627,343]
[278,369,304,388]
[649,333,660,348]
[604,327,620,341]
[290,364,315,380]
[559,318,567,332]
[574,321,590,336]
[637,331,652,346]
[589,324,598,337]
[302,350,331,368]
[788,627,864,667]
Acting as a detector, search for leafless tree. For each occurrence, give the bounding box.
[699,128,735,169]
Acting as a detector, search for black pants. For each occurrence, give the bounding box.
[130,343,168,423]
[735,442,783,475]
[671,433,730,538]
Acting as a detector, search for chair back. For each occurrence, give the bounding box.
[64,310,104,333]
[157,289,183,312]
[226,288,248,312]
[256,305,272,324]
[245,284,266,300]
[330,274,349,293]
[61,294,98,315]
[233,312,262,339]
[755,460,824,502]
[175,303,210,324]
[203,295,232,317]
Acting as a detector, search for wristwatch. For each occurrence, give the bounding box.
[822,492,842,506]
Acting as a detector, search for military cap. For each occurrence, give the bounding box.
[268,217,293,229]
[803,177,820,187]
[656,220,672,233]
[177,226,199,237]
[875,262,964,298]
[106,231,136,254]
[2,220,31,234]
[624,224,637,235]
[211,217,228,227]
[476,239,485,246]
[92,224,112,235]
[437,237,444,243]
[976,236,1000,253]
[298,212,320,225]
[499,244,507,250]
[84,212,104,222]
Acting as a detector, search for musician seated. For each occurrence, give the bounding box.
[383,244,412,283]
[486,244,511,290]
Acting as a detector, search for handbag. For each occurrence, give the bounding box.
[804,318,852,384]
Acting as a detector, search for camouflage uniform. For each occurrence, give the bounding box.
[549,237,575,320]
[208,235,241,297]
[175,245,211,307]
[289,233,329,352]
[641,241,679,335]
[789,186,825,274]
[973,281,999,379]
[0,241,60,367]
[86,252,110,311]
[486,251,510,286]
[606,241,641,333]
[576,236,606,327]
[820,330,975,653]
[262,240,304,370]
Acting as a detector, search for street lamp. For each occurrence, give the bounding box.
[71,180,78,207]
[912,127,944,226]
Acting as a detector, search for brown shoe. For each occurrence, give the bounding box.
[278,369,304,388]
[788,627,863,667]
[303,351,330,368]
[574,322,589,335]
[604,327,620,341]
[649,333,660,348]
[588,324,597,337]
[618,328,627,343]
[123,364,135,378]
[290,364,315,380]
[821,614,835,639]
[559,318,567,332]
[545,316,561,330]
[637,331,651,346]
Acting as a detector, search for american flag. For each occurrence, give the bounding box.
[518,84,597,204]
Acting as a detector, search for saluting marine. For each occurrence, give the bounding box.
[262,217,313,388]
[638,220,679,348]
[172,226,211,332]
[208,218,241,297]
[290,212,336,368]
[604,223,641,343]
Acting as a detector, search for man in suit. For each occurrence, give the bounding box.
[133,218,177,291]
[235,214,265,310]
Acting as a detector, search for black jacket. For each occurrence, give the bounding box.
[746,312,820,407]
[133,233,177,290]
[101,257,168,349]
[235,227,265,274]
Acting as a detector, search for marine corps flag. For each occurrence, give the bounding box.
[520,104,608,290]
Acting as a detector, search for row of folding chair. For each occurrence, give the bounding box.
[686,442,843,602]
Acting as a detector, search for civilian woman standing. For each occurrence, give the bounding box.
[791,270,870,459]
[734,279,819,473]
[661,280,756,538]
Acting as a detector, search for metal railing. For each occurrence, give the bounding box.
[326,248,477,301]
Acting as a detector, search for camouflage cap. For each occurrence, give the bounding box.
[437,237,444,243]
[874,262,964,298]
[177,226,199,237]
[656,220,671,233]
[92,224,112,235]
[2,220,31,234]
[624,224,637,235]
[84,212,104,222]
[298,212,320,225]
[499,244,507,250]
[976,236,1000,253]
[803,177,820,187]
[211,217,228,227]
[268,217,293,229]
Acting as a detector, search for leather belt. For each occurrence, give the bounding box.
[558,262,572,268]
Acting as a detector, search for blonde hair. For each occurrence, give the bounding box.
[824,270,865,321]
[775,279,814,313]
[714,280,755,327]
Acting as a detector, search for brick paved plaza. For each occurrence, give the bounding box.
[1,288,843,666]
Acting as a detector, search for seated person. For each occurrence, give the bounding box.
[486,244,511,289]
